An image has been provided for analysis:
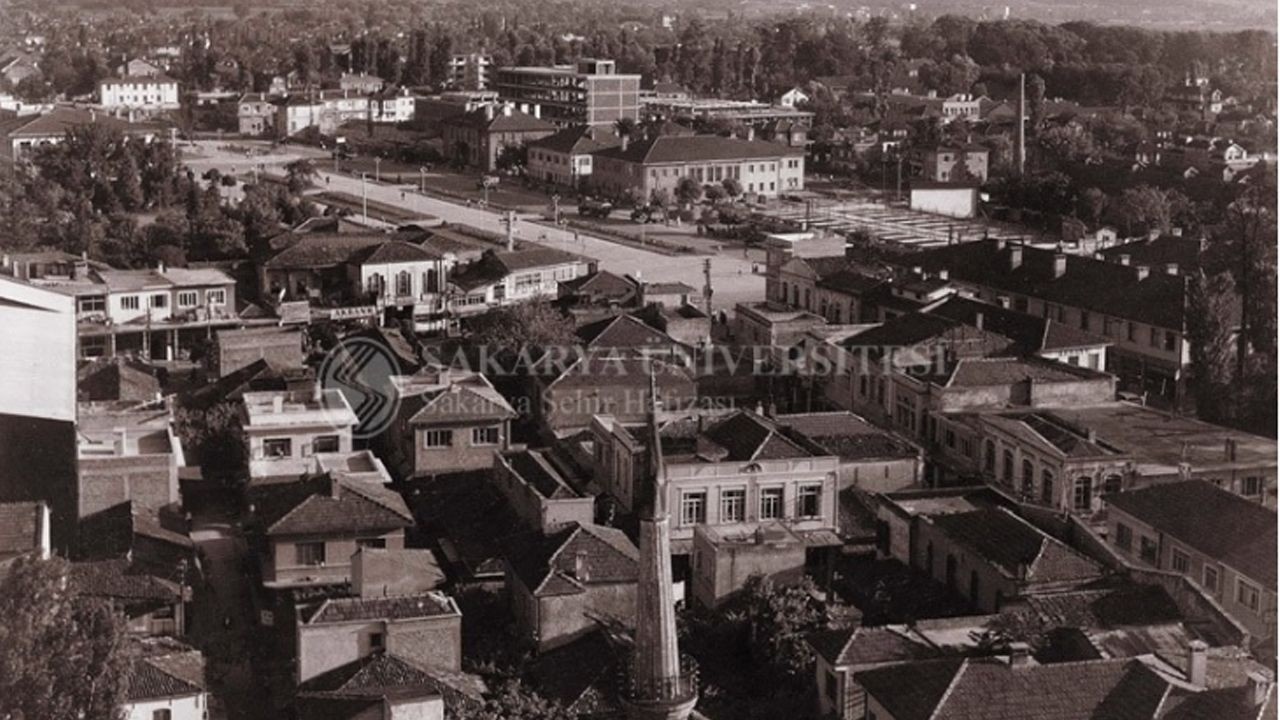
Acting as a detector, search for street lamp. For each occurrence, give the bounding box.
[374,157,381,183]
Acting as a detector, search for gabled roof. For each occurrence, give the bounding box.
[982,412,1119,459]
[351,240,443,265]
[5,107,161,138]
[262,234,386,269]
[248,475,413,537]
[125,650,205,702]
[943,356,1109,388]
[504,523,639,597]
[1105,481,1276,586]
[77,357,162,403]
[924,295,1110,353]
[445,107,555,133]
[297,651,443,699]
[856,657,1173,720]
[930,507,1102,584]
[1097,236,1204,273]
[529,125,620,155]
[559,269,635,299]
[576,314,681,351]
[76,500,193,561]
[404,374,516,425]
[807,625,939,668]
[593,134,803,165]
[697,411,812,463]
[67,557,182,604]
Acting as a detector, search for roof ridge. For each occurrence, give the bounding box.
[928,658,970,720]
[533,525,586,595]
[341,478,413,522]
[266,487,322,533]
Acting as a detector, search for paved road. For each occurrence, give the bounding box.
[184,141,767,309]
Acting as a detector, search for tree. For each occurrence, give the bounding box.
[469,299,575,355]
[495,143,528,173]
[1078,187,1107,226]
[1111,185,1171,235]
[453,679,575,720]
[284,159,317,194]
[741,575,841,684]
[1185,271,1240,424]
[175,402,247,482]
[0,557,129,720]
[614,117,637,139]
[721,177,743,200]
[704,184,727,203]
[674,176,703,207]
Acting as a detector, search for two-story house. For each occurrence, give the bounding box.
[241,388,359,479]
[247,472,415,589]
[77,402,185,519]
[1104,481,1276,643]
[387,368,517,478]
[238,92,276,135]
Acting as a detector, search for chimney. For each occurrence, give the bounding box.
[996,296,1011,309]
[621,134,629,152]
[995,238,1007,251]
[1052,253,1067,279]
[328,474,341,499]
[1117,253,1131,266]
[272,395,284,413]
[157,260,165,274]
[573,550,589,582]
[533,104,541,119]
[502,104,513,117]
[1134,265,1150,281]
[114,427,128,456]
[484,104,494,121]
[1246,671,1271,708]
[1008,244,1023,271]
[1087,428,1098,444]
[1147,228,1160,242]
[1171,226,1183,237]
[746,126,755,142]
[974,311,983,330]
[938,269,949,281]
[1165,263,1179,275]
[1187,640,1208,688]
[1008,641,1033,667]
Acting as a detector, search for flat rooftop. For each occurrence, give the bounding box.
[242,389,357,429]
[77,404,175,458]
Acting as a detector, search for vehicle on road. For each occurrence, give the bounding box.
[478,174,500,189]
[578,198,614,218]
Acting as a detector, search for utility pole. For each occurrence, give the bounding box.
[503,210,516,251]
[1016,72,1027,176]
[374,157,381,183]
[702,258,713,313]
[896,154,903,202]
[361,172,369,223]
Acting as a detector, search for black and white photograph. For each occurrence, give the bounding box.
[0,0,1276,717]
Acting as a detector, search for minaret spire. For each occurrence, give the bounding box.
[625,371,698,720]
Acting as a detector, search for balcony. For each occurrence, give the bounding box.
[619,655,699,707]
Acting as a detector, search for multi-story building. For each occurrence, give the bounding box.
[440,104,556,170]
[76,403,184,519]
[590,135,806,201]
[274,90,376,137]
[891,238,1201,404]
[448,247,593,313]
[1104,481,1276,643]
[339,72,384,93]
[527,125,620,189]
[918,143,989,182]
[246,472,414,589]
[590,410,842,557]
[447,53,494,90]
[495,59,641,128]
[640,97,814,128]
[4,256,240,360]
[98,75,180,114]
[368,87,416,123]
[387,368,517,478]
[240,388,359,479]
[237,92,276,135]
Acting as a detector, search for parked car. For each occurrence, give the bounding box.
[578,198,613,218]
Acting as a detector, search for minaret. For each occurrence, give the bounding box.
[625,373,698,720]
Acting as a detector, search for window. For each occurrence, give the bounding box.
[1022,460,1035,494]
[1203,566,1219,593]
[263,438,292,458]
[472,426,500,446]
[760,487,784,520]
[121,295,140,310]
[1237,579,1262,613]
[314,435,340,453]
[1115,523,1133,550]
[396,270,412,296]
[424,430,453,448]
[79,296,106,313]
[1041,470,1055,505]
[984,440,996,473]
[153,711,172,720]
[369,632,385,649]
[680,491,707,526]
[295,542,325,566]
[1150,327,1160,347]
[1073,477,1093,512]
[720,488,746,523]
[797,485,822,518]
[1139,536,1158,565]
[961,437,973,458]
[1163,331,1176,351]
[945,428,956,449]
[1171,548,1190,573]
[177,290,198,308]
[207,288,227,305]
[1243,476,1264,496]
[1002,450,1015,485]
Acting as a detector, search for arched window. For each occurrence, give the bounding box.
[1073,477,1093,512]
[1022,460,1035,494]
[1003,450,1015,485]
[396,270,412,296]
[1041,469,1055,505]
[367,273,385,295]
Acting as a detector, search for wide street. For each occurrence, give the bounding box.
[184,140,767,309]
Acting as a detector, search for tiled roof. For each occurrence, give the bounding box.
[1158,685,1277,720]
[807,625,938,667]
[76,501,193,561]
[68,558,182,603]
[594,135,803,165]
[856,657,1172,720]
[6,107,161,138]
[497,247,583,272]
[699,411,811,462]
[1097,236,1204,273]
[560,270,636,300]
[125,651,205,702]
[301,591,458,624]
[446,107,555,133]
[297,651,442,698]
[529,125,620,155]
[778,412,919,461]
[76,357,162,403]
[1104,481,1276,586]
[944,356,1107,388]
[248,475,413,537]
[576,314,681,350]
[406,377,516,425]
[263,234,386,269]
[506,450,580,500]
[924,295,1109,353]
[504,523,639,597]
[982,412,1118,459]
[351,240,443,265]
[0,501,44,561]
[930,507,1103,583]
[903,238,1209,330]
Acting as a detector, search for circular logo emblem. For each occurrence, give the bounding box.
[319,337,401,439]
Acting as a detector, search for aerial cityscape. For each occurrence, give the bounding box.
[0,1,1275,719]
